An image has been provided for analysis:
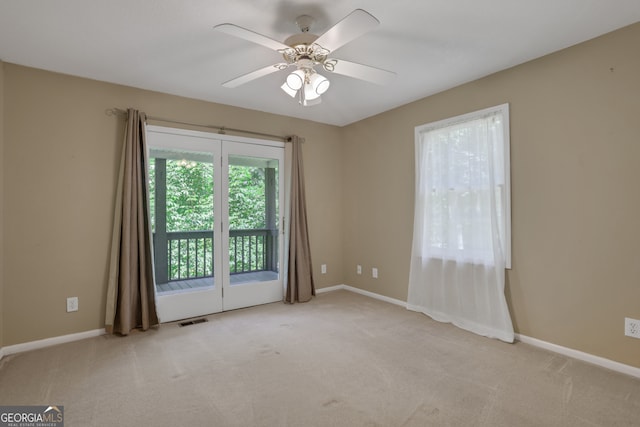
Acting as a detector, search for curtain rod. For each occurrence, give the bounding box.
[106,108,293,142]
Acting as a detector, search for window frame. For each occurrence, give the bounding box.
[414,103,511,268]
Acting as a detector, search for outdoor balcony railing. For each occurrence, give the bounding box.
[153,228,278,283]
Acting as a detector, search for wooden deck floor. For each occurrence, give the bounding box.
[156,271,279,295]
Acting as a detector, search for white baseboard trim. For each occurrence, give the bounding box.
[315,284,345,294]
[2,328,106,358]
[318,285,640,379]
[316,284,407,307]
[516,333,640,379]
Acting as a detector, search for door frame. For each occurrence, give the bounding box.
[146,125,286,322]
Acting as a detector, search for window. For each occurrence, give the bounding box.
[414,103,511,268]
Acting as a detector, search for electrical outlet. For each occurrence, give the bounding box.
[372,267,378,279]
[625,317,640,339]
[66,297,78,313]
[357,265,362,275]
[321,264,327,274]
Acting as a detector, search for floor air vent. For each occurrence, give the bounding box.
[179,318,208,327]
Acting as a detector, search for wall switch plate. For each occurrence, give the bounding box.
[67,297,78,312]
[321,264,327,274]
[372,268,378,279]
[357,265,362,275]
[625,317,640,339]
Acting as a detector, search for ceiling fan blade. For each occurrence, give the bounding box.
[222,64,286,88]
[329,59,396,85]
[314,9,379,53]
[214,23,290,51]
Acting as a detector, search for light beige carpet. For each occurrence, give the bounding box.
[1,290,639,426]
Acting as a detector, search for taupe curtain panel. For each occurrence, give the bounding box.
[285,136,315,303]
[105,109,159,335]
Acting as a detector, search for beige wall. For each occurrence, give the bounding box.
[342,23,640,367]
[2,64,343,346]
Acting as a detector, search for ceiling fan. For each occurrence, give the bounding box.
[213,9,395,106]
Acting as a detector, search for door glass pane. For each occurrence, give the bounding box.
[149,148,215,294]
[228,155,279,285]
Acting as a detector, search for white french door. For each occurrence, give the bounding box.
[222,142,285,310]
[146,126,285,322]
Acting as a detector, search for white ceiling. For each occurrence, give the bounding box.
[1,1,639,126]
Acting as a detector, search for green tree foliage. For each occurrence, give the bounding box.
[150,158,272,232]
[166,159,214,231]
[228,165,266,229]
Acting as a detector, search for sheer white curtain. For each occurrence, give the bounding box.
[407,105,514,342]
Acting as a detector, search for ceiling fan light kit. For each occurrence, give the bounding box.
[214,9,396,107]
[309,73,330,95]
[285,69,305,90]
[281,67,330,105]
